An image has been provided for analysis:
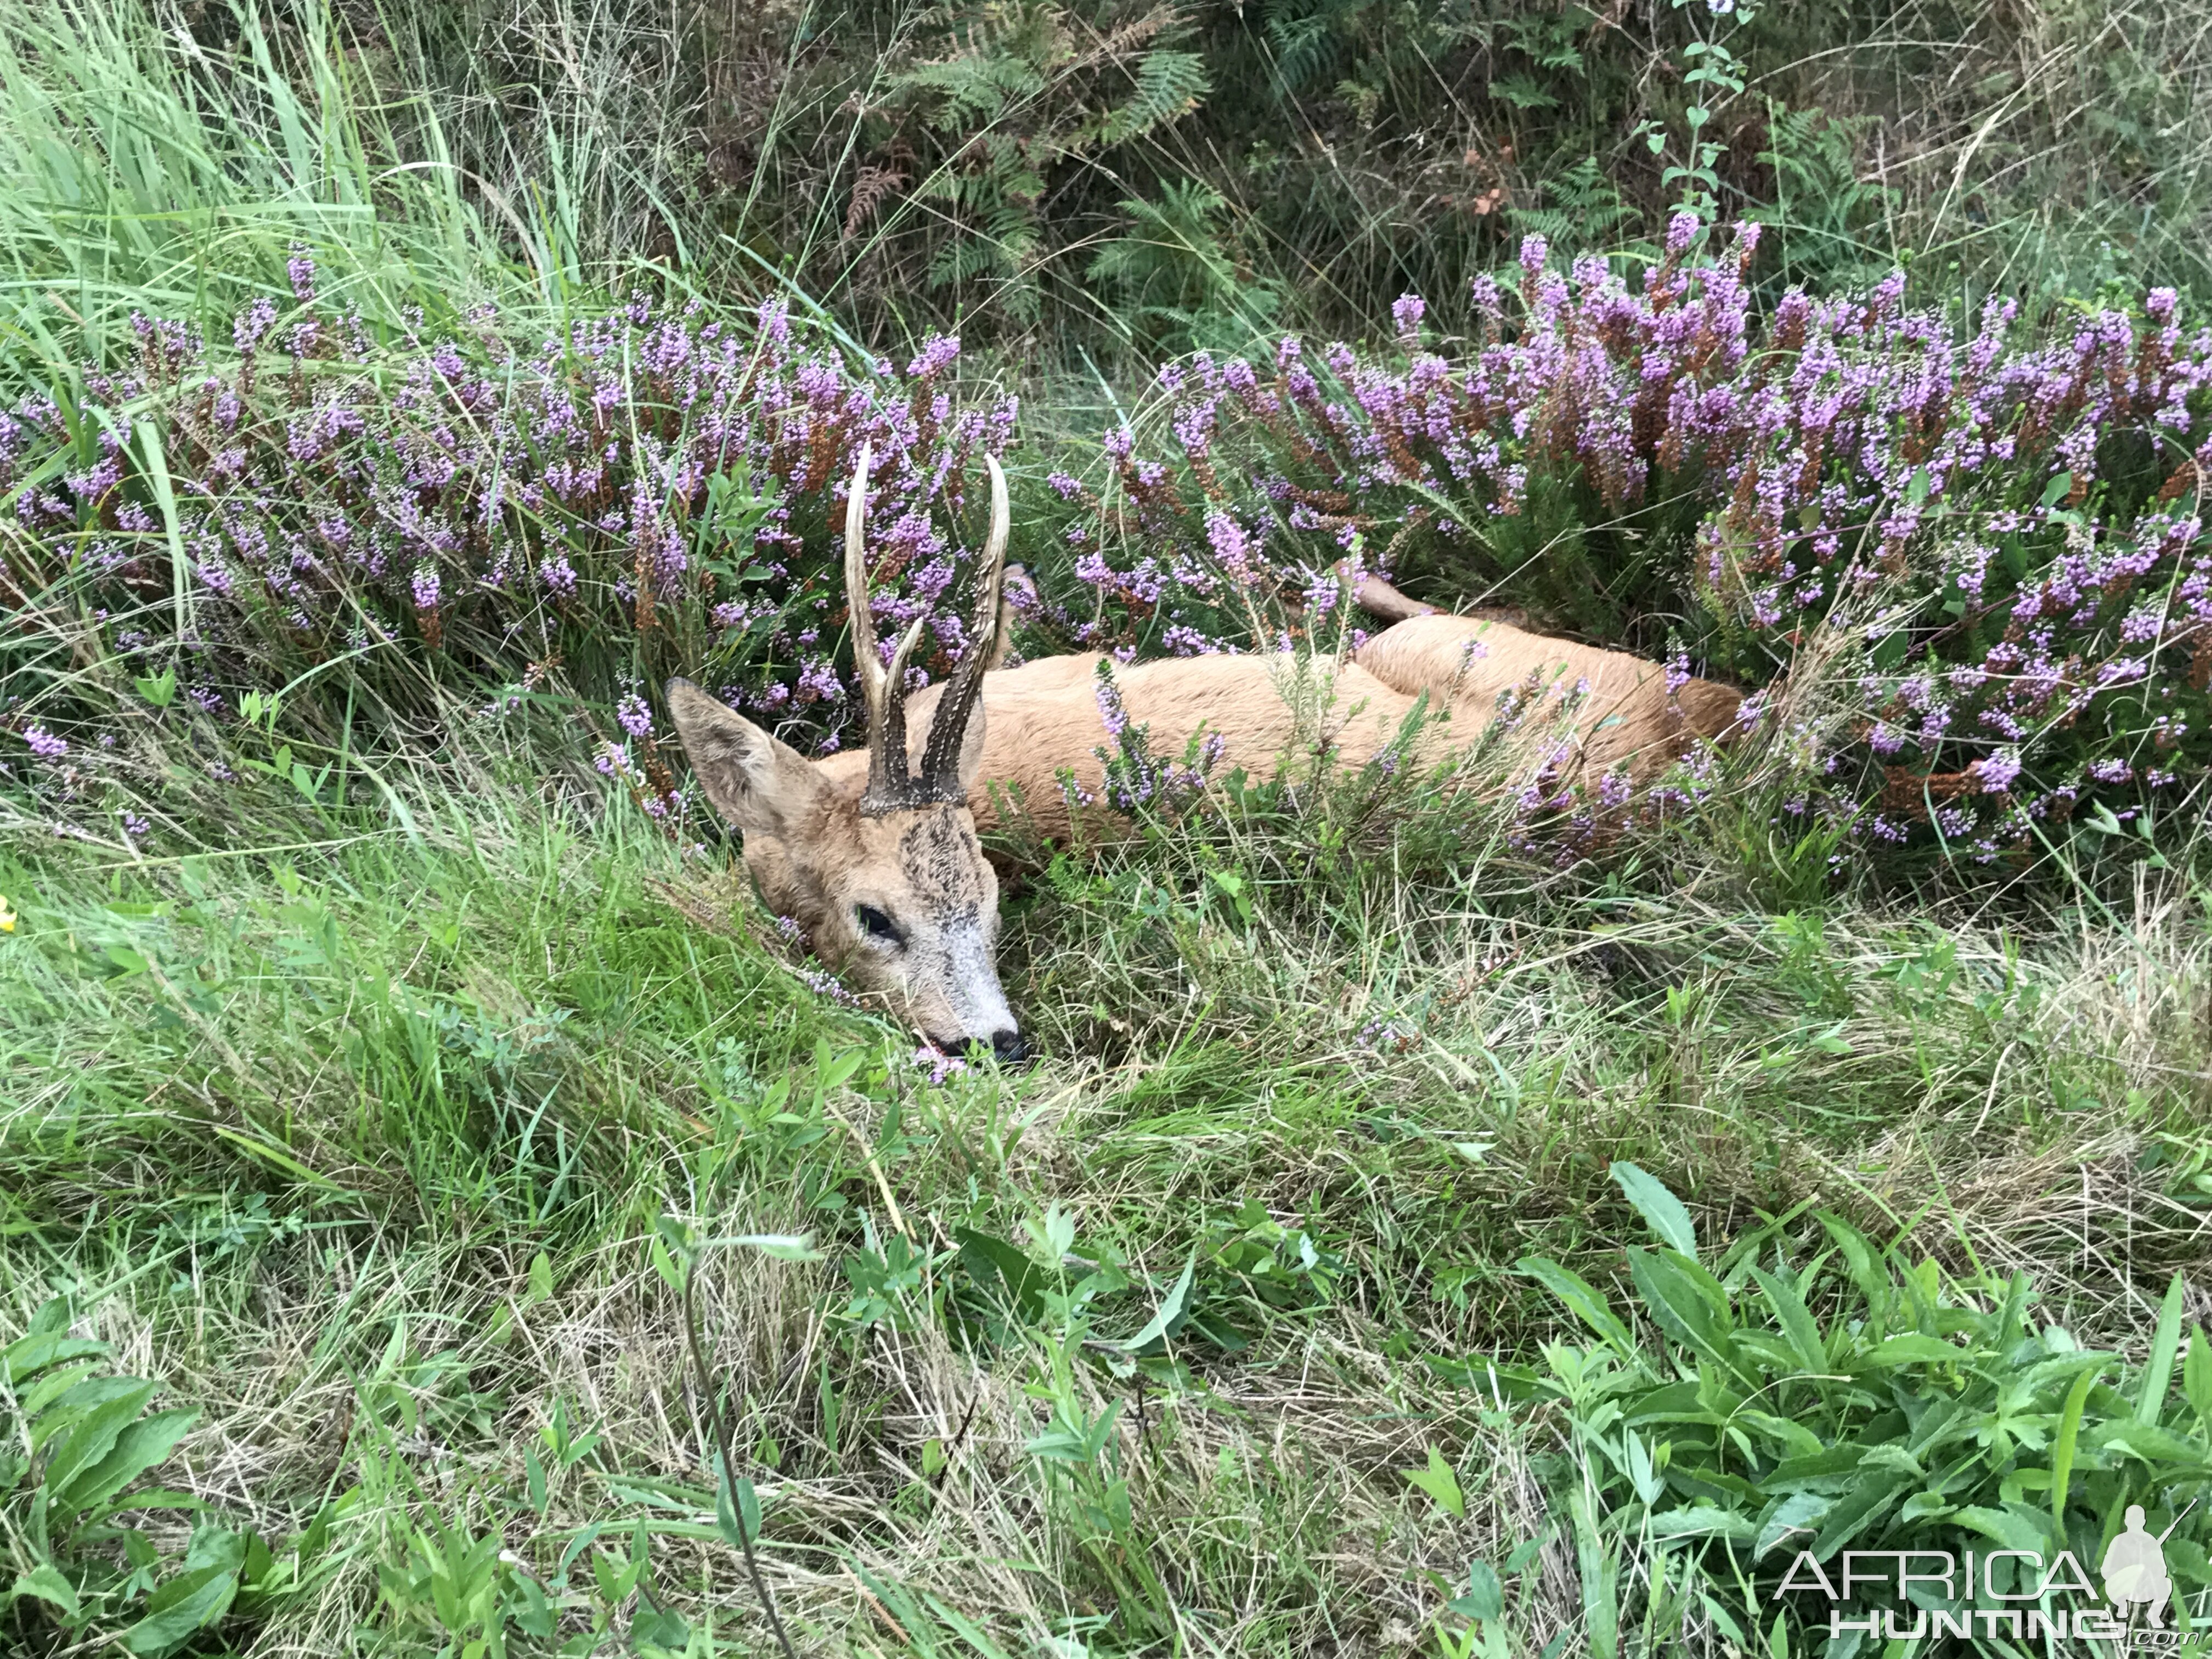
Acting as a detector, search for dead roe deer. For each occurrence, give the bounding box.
[668,449,1743,1058]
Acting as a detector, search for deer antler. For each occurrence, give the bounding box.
[917,453,1008,797]
[844,444,1009,816]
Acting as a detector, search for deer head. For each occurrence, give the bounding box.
[667,445,1026,1060]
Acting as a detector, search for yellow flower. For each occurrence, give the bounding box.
[0,896,14,933]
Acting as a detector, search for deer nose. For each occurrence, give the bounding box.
[989,1028,1030,1065]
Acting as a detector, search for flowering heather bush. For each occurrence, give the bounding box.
[0,264,1014,827]
[1047,221,2212,863]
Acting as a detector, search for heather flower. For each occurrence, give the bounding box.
[233,297,278,356]
[23,726,65,759]
[616,692,653,738]
[1973,749,2023,794]
[287,246,317,306]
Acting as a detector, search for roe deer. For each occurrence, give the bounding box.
[668,449,1742,1058]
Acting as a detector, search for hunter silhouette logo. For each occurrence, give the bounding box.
[1775,1506,2203,1648]
[2104,1505,2179,1628]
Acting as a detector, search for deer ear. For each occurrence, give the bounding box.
[665,678,825,838]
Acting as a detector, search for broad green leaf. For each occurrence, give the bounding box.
[1766,1446,1864,1493]
[1755,1492,1829,1558]
[2092,1420,2211,1466]
[1447,1560,1503,1621]
[632,1601,690,1652]
[1568,1488,1619,1659]
[1610,1163,1697,1257]
[1627,1249,1752,1386]
[1808,1470,1909,1558]
[526,1251,554,1306]
[1815,1213,1889,1328]
[712,1457,761,1548]
[122,1564,240,1656]
[955,1228,1048,1322]
[9,1564,78,1618]
[2135,1271,2186,1426]
[1118,1250,1197,1353]
[1649,1507,1758,1542]
[3,1331,108,1386]
[720,1233,822,1262]
[52,1407,198,1521]
[40,1381,157,1506]
[1949,1504,2051,1554]
[1515,1257,1635,1356]
[1403,1447,1465,1518]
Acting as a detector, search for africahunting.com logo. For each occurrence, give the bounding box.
[1775,1506,2205,1650]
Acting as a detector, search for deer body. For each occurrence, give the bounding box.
[669,451,1741,1057]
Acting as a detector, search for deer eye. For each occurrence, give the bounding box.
[855,905,903,944]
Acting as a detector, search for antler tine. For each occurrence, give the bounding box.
[846,443,927,812]
[917,454,1010,792]
[843,443,882,710]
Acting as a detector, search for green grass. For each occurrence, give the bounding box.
[5,755,2207,1653]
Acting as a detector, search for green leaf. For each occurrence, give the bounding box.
[1863,1334,1965,1368]
[1610,1162,1697,1257]
[51,1406,198,1521]
[134,669,176,708]
[2051,1362,2102,1522]
[526,1251,554,1307]
[1515,1257,1635,1355]
[1949,1504,2050,1554]
[1756,1492,1830,1558]
[1749,1266,1828,1374]
[1626,1249,1752,1387]
[713,1458,761,1548]
[3,1330,108,1386]
[1809,1470,1909,1558]
[715,1233,823,1262]
[2040,471,2074,507]
[2135,1271,2186,1426]
[631,1601,690,1652]
[1118,1251,1197,1353]
[122,1563,240,1655]
[1649,1508,1758,1542]
[2184,1327,2212,1425]
[955,1228,1048,1322]
[1403,1447,1465,1518]
[10,1564,78,1618]
[1448,1559,1503,1620]
[40,1381,157,1506]
[2091,1420,2211,1466]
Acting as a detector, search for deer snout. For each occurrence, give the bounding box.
[989,1028,1030,1065]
